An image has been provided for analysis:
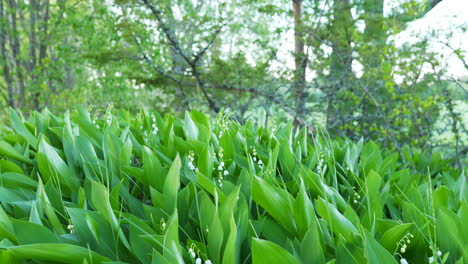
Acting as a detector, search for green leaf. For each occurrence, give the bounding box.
[252,176,296,234]
[37,138,79,194]
[90,180,131,251]
[301,221,325,264]
[222,214,238,264]
[12,219,59,244]
[294,180,315,236]
[278,141,296,179]
[252,238,300,264]
[163,211,184,264]
[0,243,111,263]
[0,141,32,165]
[10,109,38,148]
[208,212,224,264]
[316,198,358,241]
[0,160,24,174]
[164,155,181,215]
[380,223,413,252]
[142,146,164,190]
[184,112,199,141]
[0,172,38,189]
[363,230,398,264]
[198,145,213,178]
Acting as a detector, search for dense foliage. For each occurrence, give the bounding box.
[0,0,466,163]
[0,109,465,263]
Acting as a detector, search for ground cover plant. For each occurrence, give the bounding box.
[0,108,466,264]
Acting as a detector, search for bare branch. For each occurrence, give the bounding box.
[140,0,191,63]
[193,25,224,66]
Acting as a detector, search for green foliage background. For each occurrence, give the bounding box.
[0,0,466,164]
[0,108,465,263]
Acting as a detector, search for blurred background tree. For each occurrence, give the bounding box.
[0,0,466,165]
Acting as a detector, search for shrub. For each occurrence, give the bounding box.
[0,107,465,263]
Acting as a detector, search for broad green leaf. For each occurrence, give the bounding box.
[208,212,224,264]
[0,141,32,165]
[12,219,59,244]
[142,146,164,190]
[90,180,131,250]
[380,223,413,252]
[278,141,296,179]
[37,138,79,194]
[10,109,38,148]
[0,172,38,189]
[0,205,17,244]
[294,180,315,236]
[301,221,325,264]
[222,214,238,264]
[252,176,296,234]
[252,238,300,264]
[164,155,181,214]
[163,211,183,264]
[0,243,111,263]
[36,180,65,235]
[184,112,199,141]
[437,208,464,262]
[198,145,213,178]
[316,198,358,241]
[0,160,24,174]
[363,230,398,264]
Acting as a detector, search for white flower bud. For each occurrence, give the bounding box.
[400,259,408,264]
[437,251,441,256]
[205,260,212,264]
[428,256,434,263]
[224,170,228,176]
[195,258,202,264]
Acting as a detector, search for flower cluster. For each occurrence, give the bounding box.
[215,114,228,138]
[188,151,199,173]
[92,117,100,129]
[352,186,360,204]
[150,113,158,135]
[105,104,114,126]
[251,147,263,168]
[428,247,442,263]
[188,244,212,264]
[67,223,74,234]
[217,148,227,188]
[397,232,413,254]
[317,152,325,175]
[90,110,100,129]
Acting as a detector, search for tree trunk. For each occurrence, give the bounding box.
[293,0,307,122]
[326,0,354,132]
[7,0,26,107]
[32,0,50,110]
[0,0,15,107]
